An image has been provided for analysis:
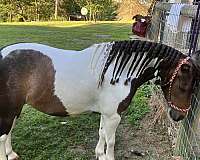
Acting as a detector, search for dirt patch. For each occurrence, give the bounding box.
[115,110,173,160]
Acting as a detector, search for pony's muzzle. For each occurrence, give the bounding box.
[169,109,185,122]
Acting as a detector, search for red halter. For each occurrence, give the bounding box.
[163,57,191,113]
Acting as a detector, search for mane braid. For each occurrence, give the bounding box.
[137,57,153,77]
[169,49,177,65]
[98,40,186,87]
[113,41,132,83]
[153,44,168,68]
[110,41,127,84]
[167,48,180,67]
[130,42,156,78]
[165,47,175,62]
[98,41,121,87]
[135,42,160,77]
[125,40,141,80]
[127,41,148,78]
[135,41,156,74]
[116,41,132,82]
[173,51,182,66]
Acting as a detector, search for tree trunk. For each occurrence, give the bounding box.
[55,0,58,20]
[9,12,12,22]
[89,6,92,21]
[35,0,39,21]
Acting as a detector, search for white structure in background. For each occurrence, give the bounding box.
[163,3,192,52]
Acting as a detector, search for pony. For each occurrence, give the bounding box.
[0,40,199,160]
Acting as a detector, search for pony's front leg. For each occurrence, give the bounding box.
[95,115,106,160]
[6,133,19,160]
[0,134,7,160]
[104,113,121,160]
[5,117,19,160]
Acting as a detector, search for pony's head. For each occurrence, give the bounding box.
[159,51,200,122]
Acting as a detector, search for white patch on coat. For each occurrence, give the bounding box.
[141,18,146,22]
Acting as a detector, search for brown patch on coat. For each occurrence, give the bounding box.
[21,50,68,116]
[2,49,68,118]
[117,67,156,113]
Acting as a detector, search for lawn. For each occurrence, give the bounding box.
[0,21,131,50]
[0,21,150,160]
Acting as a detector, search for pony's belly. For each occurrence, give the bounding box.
[54,68,99,115]
[56,86,99,115]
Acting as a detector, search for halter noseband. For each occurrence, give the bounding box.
[162,57,191,113]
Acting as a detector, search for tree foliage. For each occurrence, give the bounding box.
[0,0,118,22]
[117,0,149,20]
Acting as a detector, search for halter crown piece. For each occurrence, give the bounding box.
[166,57,191,113]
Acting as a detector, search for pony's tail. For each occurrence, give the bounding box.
[0,50,2,60]
[0,46,5,60]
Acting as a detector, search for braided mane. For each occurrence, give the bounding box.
[98,40,184,86]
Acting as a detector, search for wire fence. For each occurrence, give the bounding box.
[147,2,200,160]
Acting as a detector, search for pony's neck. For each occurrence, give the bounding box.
[89,42,113,79]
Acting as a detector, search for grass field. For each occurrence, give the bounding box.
[0,21,131,50]
[0,21,150,160]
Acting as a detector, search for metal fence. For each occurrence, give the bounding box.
[147,2,200,159]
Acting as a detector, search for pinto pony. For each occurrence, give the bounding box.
[0,40,200,160]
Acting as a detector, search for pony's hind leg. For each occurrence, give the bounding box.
[5,117,19,160]
[104,113,121,160]
[0,116,16,160]
[95,115,106,160]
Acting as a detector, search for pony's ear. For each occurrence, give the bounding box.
[132,15,136,20]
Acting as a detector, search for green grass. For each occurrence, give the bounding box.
[14,107,100,160]
[0,21,151,159]
[127,85,151,126]
[0,21,131,50]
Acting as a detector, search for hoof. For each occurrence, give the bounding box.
[10,157,19,160]
[8,151,19,160]
[98,155,106,160]
[95,152,106,160]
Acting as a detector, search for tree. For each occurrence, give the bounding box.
[59,0,80,19]
[0,0,118,21]
[74,0,117,21]
[117,0,149,20]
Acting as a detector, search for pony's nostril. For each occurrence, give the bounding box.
[169,109,185,122]
[177,115,185,121]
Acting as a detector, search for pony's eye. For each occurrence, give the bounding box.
[181,64,190,72]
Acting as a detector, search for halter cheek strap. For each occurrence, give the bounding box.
[166,57,191,113]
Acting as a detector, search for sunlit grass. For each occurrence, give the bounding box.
[0,21,132,50]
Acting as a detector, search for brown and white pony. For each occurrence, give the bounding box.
[0,40,199,160]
